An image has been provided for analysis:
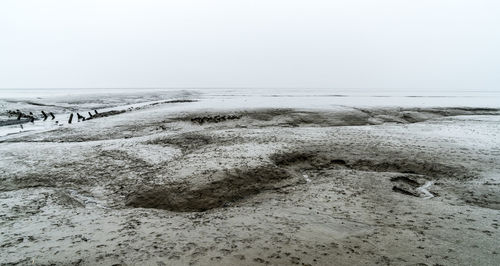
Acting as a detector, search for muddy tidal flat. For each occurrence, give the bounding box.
[1,89,499,265]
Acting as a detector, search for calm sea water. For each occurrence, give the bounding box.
[1,88,499,108]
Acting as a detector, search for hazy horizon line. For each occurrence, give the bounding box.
[1,87,498,91]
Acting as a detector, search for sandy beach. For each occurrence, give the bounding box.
[0,89,499,265]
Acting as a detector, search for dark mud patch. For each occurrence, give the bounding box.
[392,186,419,197]
[243,109,374,127]
[177,109,360,128]
[349,159,470,179]
[24,101,60,107]
[190,114,241,124]
[0,119,31,127]
[87,109,126,119]
[390,176,422,197]
[158,99,197,104]
[422,107,499,114]
[270,151,473,179]
[146,132,219,153]
[270,152,345,169]
[126,166,294,212]
[390,176,420,186]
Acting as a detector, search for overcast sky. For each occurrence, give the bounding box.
[0,0,499,89]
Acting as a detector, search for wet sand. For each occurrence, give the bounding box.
[1,91,499,265]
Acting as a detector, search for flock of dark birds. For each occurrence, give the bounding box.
[190,114,241,124]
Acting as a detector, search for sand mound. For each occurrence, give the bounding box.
[126,166,294,212]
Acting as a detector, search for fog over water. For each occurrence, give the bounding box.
[1,0,499,90]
